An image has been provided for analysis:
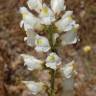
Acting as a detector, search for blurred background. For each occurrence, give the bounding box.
[0,0,96,96]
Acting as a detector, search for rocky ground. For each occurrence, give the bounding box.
[0,0,96,96]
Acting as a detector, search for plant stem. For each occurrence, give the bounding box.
[50,69,55,96]
[47,25,56,96]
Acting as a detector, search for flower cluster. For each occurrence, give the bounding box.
[19,0,79,95]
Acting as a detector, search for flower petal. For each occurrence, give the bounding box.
[27,0,42,12]
[39,4,55,25]
[24,23,33,31]
[35,35,50,52]
[24,30,37,47]
[35,46,50,52]
[55,10,78,32]
[46,53,61,70]
[20,20,24,28]
[21,54,43,71]
[22,81,44,95]
[61,31,78,46]
[55,16,74,32]
[51,0,66,14]
[62,61,75,78]
[20,7,42,31]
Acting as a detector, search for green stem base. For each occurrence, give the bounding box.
[50,69,55,96]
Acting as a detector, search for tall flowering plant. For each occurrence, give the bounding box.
[19,0,79,96]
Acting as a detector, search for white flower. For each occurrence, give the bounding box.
[46,53,61,70]
[39,4,55,25]
[21,54,43,71]
[27,0,42,12]
[62,61,74,78]
[51,0,66,14]
[24,32,51,52]
[35,35,51,52]
[19,7,42,31]
[61,31,78,46]
[20,20,32,31]
[24,29,37,47]
[55,11,77,32]
[22,81,44,95]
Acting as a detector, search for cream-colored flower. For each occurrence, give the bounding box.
[35,35,51,52]
[62,61,75,78]
[39,4,55,25]
[61,31,78,46]
[24,29,37,47]
[46,53,61,70]
[27,0,42,12]
[20,7,42,31]
[20,20,32,32]
[51,0,66,14]
[55,11,78,32]
[21,54,43,71]
[22,81,44,95]
[24,32,51,52]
